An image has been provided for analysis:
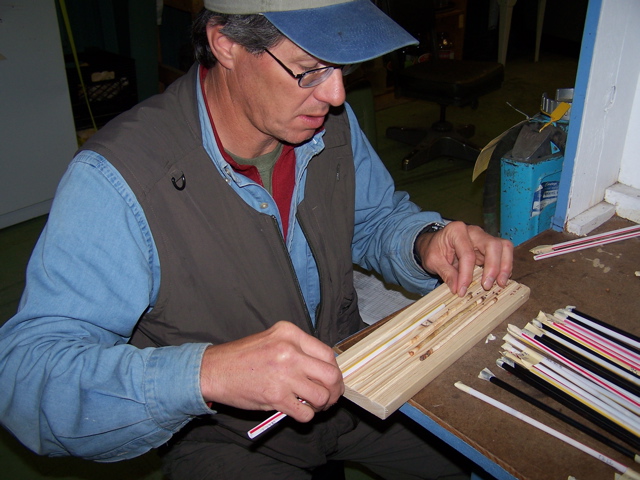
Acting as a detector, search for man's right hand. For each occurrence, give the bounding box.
[199,321,344,422]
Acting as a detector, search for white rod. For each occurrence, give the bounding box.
[563,309,640,351]
[247,398,308,439]
[503,339,640,428]
[454,382,636,476]
[341,303,446,378]
[534,230,640,260]
[535,364,640,434]
[247,410,287,439]
[555,321,640,370]
[537,326,640,390]
[513,327,640,404]
[539,355,640,417]
[545,224,640,251]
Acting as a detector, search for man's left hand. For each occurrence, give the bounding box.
[414,221,513,297]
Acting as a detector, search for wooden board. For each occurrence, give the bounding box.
[337,268,530,419]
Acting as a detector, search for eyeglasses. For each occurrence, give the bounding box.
[264,49,359,88]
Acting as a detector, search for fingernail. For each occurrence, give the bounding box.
[458,286,467,297]
[483,277,495,289]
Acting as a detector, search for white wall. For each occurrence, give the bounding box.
[0,1,77,229]
[564,0,640,232]
[619,72,640,188]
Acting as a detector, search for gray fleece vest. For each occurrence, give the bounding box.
[81,65,365,465]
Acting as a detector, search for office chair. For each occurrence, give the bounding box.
[380,0,504,170]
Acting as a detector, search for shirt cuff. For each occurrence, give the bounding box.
[144,343,213,430]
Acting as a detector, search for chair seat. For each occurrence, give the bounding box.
[396,59,504,107]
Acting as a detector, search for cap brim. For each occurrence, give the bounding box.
[263,0,417,64]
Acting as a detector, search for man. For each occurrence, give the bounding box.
[0,1,512,478]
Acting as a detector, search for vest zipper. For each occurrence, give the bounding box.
[295,213,324,337]
[269,215,316,335]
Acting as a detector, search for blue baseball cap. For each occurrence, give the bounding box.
[203,0,417,64]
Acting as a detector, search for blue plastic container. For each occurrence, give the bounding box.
[499,116,568,246]
[500,151,564,246]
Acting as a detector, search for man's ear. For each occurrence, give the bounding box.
[206,23,236,69]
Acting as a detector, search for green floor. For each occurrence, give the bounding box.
[0,52,578,479]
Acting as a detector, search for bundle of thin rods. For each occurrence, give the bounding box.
[490,307,640,462]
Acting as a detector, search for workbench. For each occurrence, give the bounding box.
[339,216,640,480]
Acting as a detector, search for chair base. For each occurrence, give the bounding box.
[386,125,480,171]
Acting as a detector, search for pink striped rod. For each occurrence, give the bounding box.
[534,229,640,260]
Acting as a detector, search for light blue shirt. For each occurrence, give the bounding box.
[0,71,443,461]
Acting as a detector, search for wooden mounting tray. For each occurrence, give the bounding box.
[336,268,530,419]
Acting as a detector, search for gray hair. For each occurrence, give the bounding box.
[191,9,283,68]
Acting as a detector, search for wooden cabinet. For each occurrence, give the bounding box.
[435,0,468,60]
[163,0,203,15]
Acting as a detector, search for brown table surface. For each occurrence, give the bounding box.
[340,216,640,480]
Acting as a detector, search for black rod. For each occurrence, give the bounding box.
[534,333,640,397]
[570,309,640,351]
[481,368,639,462]
[497,358,640,450]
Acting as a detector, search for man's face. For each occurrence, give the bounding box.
[229,39,347,147]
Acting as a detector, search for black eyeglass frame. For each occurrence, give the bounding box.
[263,49,358,88]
